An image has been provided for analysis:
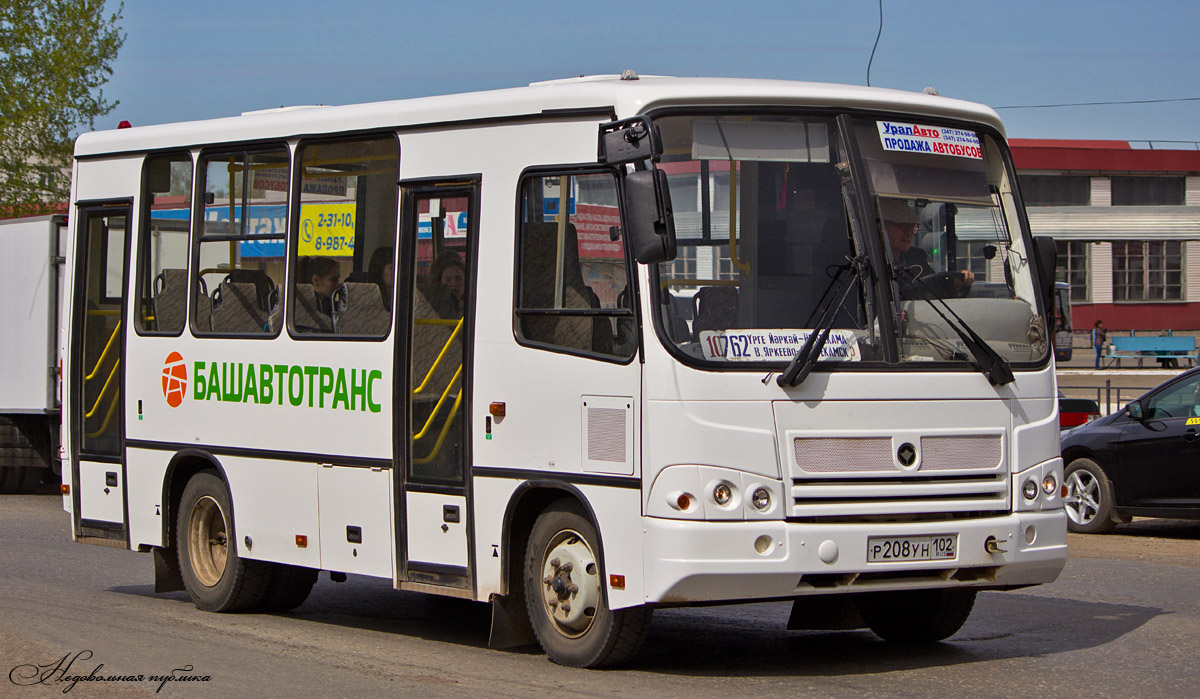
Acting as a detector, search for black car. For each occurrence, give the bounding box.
[1060,367,1200,533]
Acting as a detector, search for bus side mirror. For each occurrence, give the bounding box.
[625,168,676,264]
[1033,236,1057,313]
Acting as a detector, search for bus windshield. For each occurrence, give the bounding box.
[651,113,1047,369]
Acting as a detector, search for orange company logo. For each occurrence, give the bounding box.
[162,352,188,407]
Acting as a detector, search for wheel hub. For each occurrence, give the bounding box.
[539,530,601,638]
[187,495,229,587]
[1064,470,1099,525]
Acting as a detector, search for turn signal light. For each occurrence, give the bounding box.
[609,574,625,590]
[489,402,506,417]
[295,534,308,548]
[60,484,70,495]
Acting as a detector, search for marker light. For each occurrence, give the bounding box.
[1022,479,1038,501]
[1042,474,1058,496]
[751,487,772,511]
[675,493,693,510]
[713,483,733,506]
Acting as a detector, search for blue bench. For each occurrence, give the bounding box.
[1104,335,1199,368]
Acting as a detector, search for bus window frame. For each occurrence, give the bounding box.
[511,164,640,365]
[285,131,402,343]
[189,144,290,339]
[134,150,194,338]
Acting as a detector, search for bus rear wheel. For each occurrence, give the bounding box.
[260,564,318,612]
[176,471,269,612]
[523,501,651,668]
[856,588,977,643]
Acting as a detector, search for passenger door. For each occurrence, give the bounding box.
[397,180,478,593]
[70,203,131,542]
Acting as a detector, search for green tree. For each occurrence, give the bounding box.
[0,0,124,216]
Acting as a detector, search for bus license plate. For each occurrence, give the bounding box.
[867,535,957,563]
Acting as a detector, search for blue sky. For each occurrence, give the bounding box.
[102,0,1199,145]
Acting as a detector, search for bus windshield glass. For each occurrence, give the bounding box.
[651,113,1046,369]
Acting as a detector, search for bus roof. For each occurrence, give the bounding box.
[74,75,1005,158]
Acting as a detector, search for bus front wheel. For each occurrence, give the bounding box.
[523,501,651,667]
[176,471,269,612]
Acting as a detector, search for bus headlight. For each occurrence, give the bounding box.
[751,487,771,511]
[1022,479,1039,501]
[713,482,734,506]
[1041,473,1057,496]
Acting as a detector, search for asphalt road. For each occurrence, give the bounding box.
[2,493,1197,698]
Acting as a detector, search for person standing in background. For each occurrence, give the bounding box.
[1092,320,1107,369]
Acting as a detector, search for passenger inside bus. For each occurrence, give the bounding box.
[423,250,466,319]
[367,247,395,308]
[293,256,338,333]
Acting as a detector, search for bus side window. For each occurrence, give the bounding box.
[136,153,192,335]
[289,135,398,338]
[193,147,288,336]
[514,171,633,359]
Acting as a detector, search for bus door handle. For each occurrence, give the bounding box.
[443,505,460,523]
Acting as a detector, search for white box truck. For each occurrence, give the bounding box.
[1,214,66,492]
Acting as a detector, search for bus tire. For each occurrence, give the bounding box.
[176,471,269,612]
[856,588,977,643]
[260,564,318,612]
[523,501,651,668]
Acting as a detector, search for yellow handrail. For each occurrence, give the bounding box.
[728,161,750,274]
[413,367,462,441]
[412,390,463,465]
[411,319,463,395]
[85,388,120,439]
[85,321,121,381]
[86,309,121,316]
[85,359,120,419]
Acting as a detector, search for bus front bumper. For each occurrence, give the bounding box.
[640,510,1066,605]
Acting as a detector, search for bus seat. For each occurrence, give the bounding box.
[292,283,333,333]
[152,268,189,332]
[193,277,211,333]
[519,221,613,354]
[210,282,268,333]
[225,268,277,312]
[333,282,390,335]
[692,286,739,337]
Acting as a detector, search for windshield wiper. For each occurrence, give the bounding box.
[777,255,869,388]
[893,266,1014,386]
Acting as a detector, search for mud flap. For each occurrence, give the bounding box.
[153,547,185,593]
[487,593,537,649]
[787,595,866,631]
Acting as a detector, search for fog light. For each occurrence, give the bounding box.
[1042,473,1057,496]
[1024,525,1037,544]
[1022,479,1038,501]
[751,487,771,511]
[713,482,733,506]
[754,535,773,554]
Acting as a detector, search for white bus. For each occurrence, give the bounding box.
[63,74,1067,667]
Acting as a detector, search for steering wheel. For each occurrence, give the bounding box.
[916,271,968,297]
